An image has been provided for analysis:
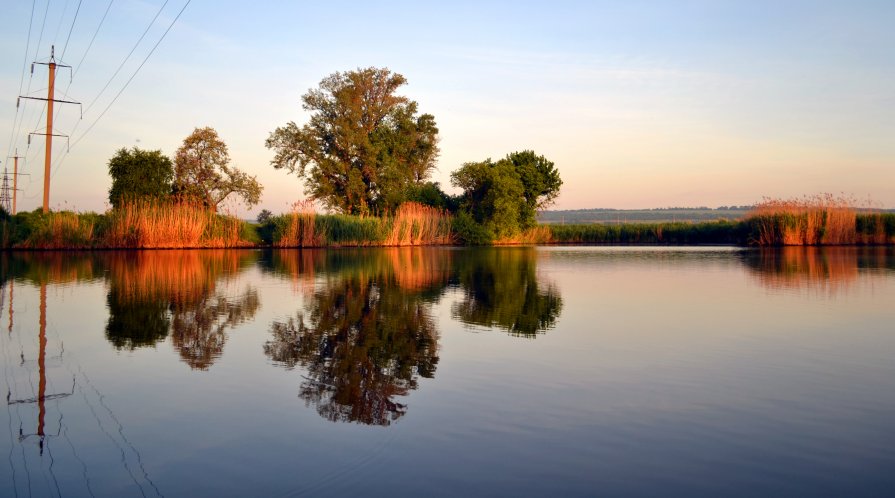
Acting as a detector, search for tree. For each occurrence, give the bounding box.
[266,67,439,215]
[107,147,173,208]
[173,127,263,211]
[451,150,561,240]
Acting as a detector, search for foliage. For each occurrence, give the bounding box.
[174,127,263,210]
[266,67,439,215]
[451,150,561,239]
[107,147,174,208]
[256,208,273,224]
[452,211,493,245]
[404,181,459,212]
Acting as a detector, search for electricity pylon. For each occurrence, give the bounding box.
[18,45,81,213]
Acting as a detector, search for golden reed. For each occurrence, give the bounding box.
[747,194,858,246]
[104,198,250,248]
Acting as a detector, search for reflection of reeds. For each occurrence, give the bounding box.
[747,247,864,294]
[387,248,452,291]
[106,250,251,303]
[2,252,99,284]
[268,248,452,293]
[746,194,857,246]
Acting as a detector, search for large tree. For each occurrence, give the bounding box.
[107,147,173,208]
[173,127,263,210]
[266,67,439,215]
[451,150,561,240]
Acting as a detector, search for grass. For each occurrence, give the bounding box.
[0,199,256,249]
[1,195,893,250]
[265,202,452,247]
[545,220,749,245]
[744,194,895,246]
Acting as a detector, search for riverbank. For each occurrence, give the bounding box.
[2,201,894,249]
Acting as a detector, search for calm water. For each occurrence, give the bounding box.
[1,246,893,497]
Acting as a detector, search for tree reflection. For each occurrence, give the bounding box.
[103,251,259,369]
[265,249,441,426]
[170,289,260,369]
[451,248,562,336]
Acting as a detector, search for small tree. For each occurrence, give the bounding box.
[451,150,561,240]
[107,147,174,208]
[173,127,263,211]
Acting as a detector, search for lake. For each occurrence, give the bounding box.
[1,246,894,497]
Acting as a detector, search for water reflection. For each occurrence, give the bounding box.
[104,251,259,369]
[265,249,442,426]
[451,248,563,336]
[743,247,895,294]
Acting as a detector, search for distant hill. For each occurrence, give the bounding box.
[538,207,753,224]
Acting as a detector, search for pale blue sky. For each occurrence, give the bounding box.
[1,0,893,215]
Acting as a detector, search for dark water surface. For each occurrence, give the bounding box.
[1,247,893,497]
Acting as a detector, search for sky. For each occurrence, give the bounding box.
[1,0,893,216]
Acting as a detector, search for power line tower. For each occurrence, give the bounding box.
[6,150,26,214]
[18,45,81,213]
[0,168,11,213]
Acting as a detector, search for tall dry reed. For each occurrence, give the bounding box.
[384,202,453,246]
[104,198,248,248]
[275,199,323,247]
[746,194,858,246]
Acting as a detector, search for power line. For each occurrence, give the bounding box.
[48,0,171,175]
[72,0,116,78]
[51,0,72,49]
[60,0,84,60]
[58,0,192,173]
[83,0,170,115]
[42,0,116,180]
[4,0,37,163]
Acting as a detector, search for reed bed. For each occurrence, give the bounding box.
[856,213,895,245]
[20,211,96,249]
[745,194,858,246]
[545,220,747,245]
[271,202,452,247]
[384,203,453,246]
[103,198,251,248]
[274,200,323,247]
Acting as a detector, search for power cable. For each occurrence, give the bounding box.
[83,0,170,115]
[56,0,191,177]
[60,0,84,60]
[4,0,37,162]
[49,0,172,176]
[52,1,72,49]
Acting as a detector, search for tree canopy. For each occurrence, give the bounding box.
[107,147,174,208]
[451,150,561,240]
[173,127,263,210]
[266,67,439,215]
